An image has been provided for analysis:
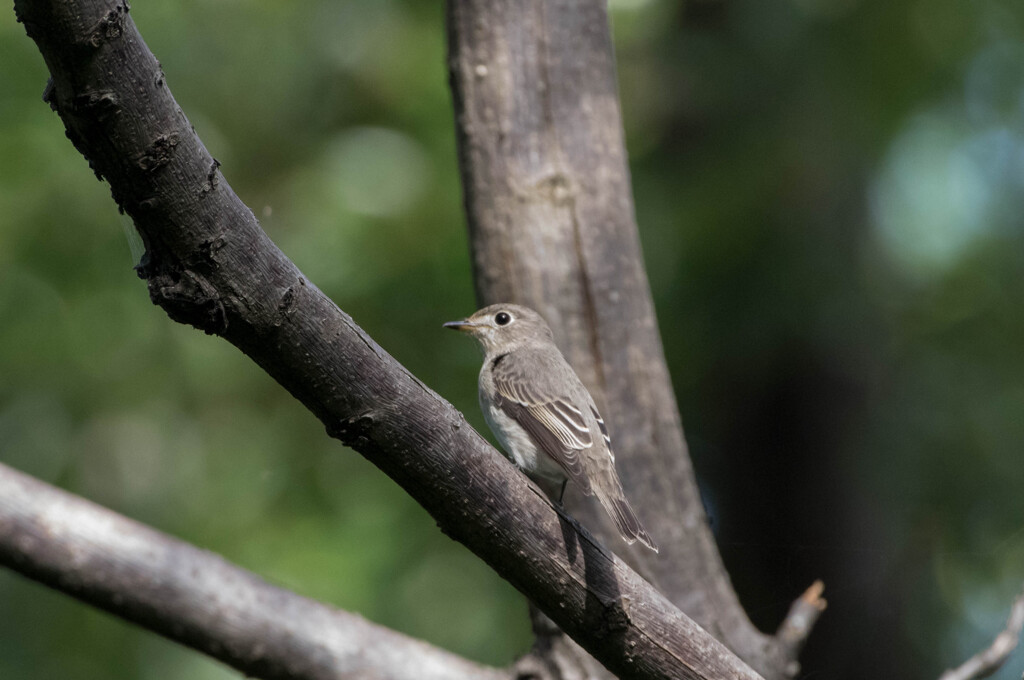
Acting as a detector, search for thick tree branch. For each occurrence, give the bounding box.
[447,1,816,677]
[938,586,1024,680]
[13,0,763,678]
[0,462,503,680]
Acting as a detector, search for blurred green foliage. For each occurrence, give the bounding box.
[2,0,1023,679]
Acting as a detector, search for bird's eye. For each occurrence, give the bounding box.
[495,312,511,326]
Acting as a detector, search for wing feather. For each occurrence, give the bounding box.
[589,405,613,462]
[488,348,657,551]
[491,351,594,493]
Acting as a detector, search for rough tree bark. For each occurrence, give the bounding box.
[447,2,818,678]
[9,0,765,679]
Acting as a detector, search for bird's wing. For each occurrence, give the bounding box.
[588,402,613,462]
[492,350,658,551]
[490,350,594,494]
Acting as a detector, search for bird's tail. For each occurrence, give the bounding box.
[596,478,659,553]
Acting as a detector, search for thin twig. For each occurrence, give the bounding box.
[775,580,827,676]
[939,586,1024,680]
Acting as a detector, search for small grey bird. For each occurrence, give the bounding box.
[445,303,658,552]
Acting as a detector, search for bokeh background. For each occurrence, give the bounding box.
[2,0,1023,678]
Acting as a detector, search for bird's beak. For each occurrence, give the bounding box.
[443,319,477,332]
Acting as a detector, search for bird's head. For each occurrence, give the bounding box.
[443,303,555,355]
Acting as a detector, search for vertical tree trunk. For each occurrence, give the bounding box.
[447,1,792,677]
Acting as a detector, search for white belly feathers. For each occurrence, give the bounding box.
[480,389,567,482]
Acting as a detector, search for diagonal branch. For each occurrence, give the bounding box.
[12,0,762,678]
[938,586,1024,680]
[0,462,503,680]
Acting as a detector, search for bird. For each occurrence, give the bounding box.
[444,303,658,552]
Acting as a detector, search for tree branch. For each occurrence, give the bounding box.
[775,580,827,671]
[938,586,1024,680]
[0,462,503,680]
[446,1,817,677]
[13,0,763,678]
